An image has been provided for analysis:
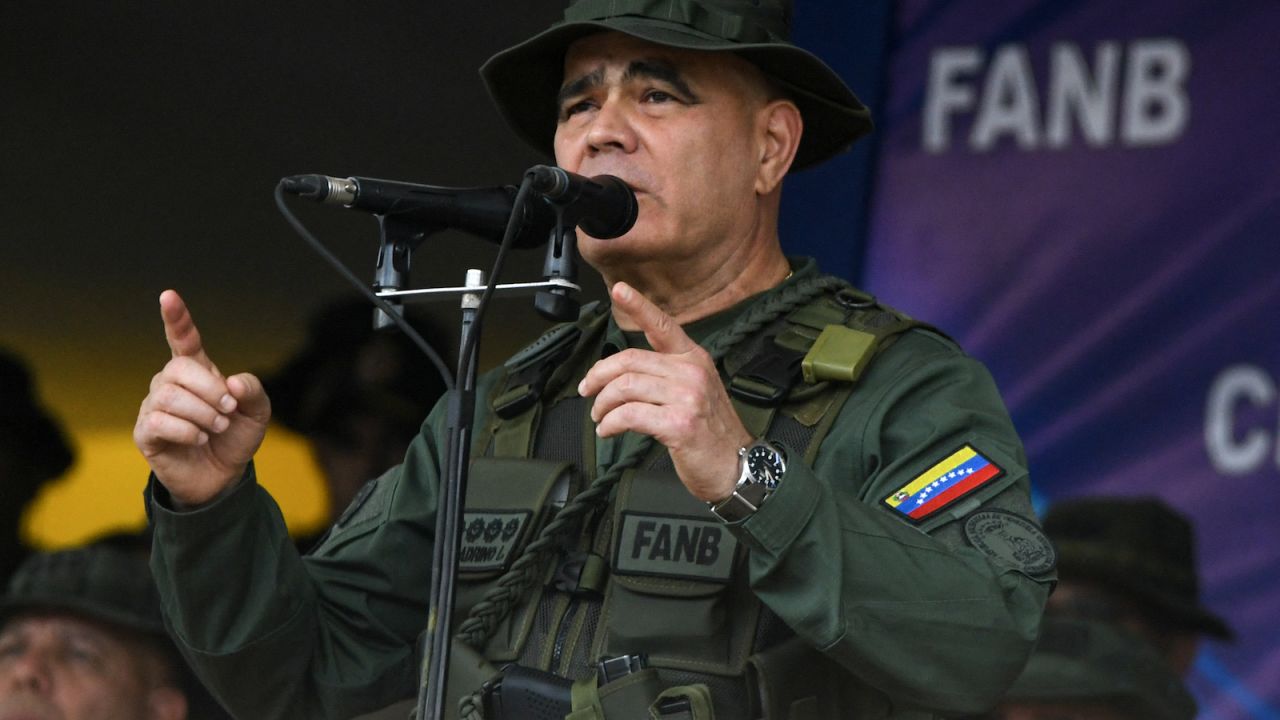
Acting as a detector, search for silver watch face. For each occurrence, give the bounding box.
[746,443,785,490]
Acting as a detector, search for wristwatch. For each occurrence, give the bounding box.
[709,439,788,523]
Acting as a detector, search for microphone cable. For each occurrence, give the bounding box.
[455,173,536,390]
[273,181,456,390]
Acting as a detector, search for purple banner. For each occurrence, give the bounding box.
[862,1,1280,716]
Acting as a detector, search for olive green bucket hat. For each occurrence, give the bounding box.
[0,544,166,636]
[480,0,873,170]
[1044,496,1234,640]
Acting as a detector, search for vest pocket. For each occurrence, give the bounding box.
[602,573,738,671]
[455,457,577,661]
[601,470,758,676]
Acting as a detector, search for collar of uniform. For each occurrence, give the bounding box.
[600,256,819,356]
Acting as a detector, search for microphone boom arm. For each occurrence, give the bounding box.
[375,276,580,303]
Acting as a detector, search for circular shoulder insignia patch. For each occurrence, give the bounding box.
[964,509,1057,575]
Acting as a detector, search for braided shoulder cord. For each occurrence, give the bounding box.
[704,274,849,359]
[454,274,848,718]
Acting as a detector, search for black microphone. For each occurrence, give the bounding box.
[526,165,638,239]
[280,174,556,248]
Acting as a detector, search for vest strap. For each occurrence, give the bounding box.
[568,675,604,720]
[492,403,540,458]
[553,551,609,596]
[729,344,805,405]
[728,285,926,408]
[493,324,583,420]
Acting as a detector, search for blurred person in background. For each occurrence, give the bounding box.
[969,616,1196,720]
[261,299,448,552]
[0,541,227,720]
[1042,495,1234,675]
[0,350,74,585]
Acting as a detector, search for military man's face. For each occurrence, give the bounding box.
[553,32,778,275]
[0,613,183,720]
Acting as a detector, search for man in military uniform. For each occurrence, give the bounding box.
[1042,495,1234,675]
[968,617,1197,720]
[134,1,1055,718]
[0,543,199,720]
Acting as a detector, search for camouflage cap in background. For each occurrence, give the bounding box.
[0,543,164,635]
[0,542,231,720]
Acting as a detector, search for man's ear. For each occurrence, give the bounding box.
[755,99,803,195]
[147,686,189,720]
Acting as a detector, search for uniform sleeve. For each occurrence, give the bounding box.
[149,385,469,720]
[730,330,1052,715]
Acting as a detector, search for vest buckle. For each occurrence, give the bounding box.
[596,653,648,684]
[729,343,805,406]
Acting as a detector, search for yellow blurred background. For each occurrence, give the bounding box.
[15,326,332,549]
[23,425,329,549]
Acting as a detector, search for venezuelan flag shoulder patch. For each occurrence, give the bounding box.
[883,444,1005,522]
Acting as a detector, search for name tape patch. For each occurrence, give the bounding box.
[460,510,532,572]
[883,444,1005,522]
[614,512,737,583]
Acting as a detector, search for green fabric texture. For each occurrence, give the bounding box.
[148,257,1051,719]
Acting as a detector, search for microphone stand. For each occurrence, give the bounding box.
[275,175,597,718]
[371,222,579,720]
[418,267,482,720]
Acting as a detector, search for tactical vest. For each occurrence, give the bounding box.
[449,280,939,720]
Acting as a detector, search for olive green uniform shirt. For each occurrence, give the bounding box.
[149,259,1052,719]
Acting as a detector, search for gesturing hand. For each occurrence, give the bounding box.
[578,282,751,503]
[133,290,271,507]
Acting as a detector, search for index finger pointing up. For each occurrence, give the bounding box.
[611,282,697,355]
[160,290,218,372]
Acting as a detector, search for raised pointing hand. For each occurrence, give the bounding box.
[578,282,751,503]
[134,290,271,507]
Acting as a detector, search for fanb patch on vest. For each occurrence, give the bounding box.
[613,512,737,583]
[459,510,531,572]
[883,444,1005,523]
[964,509,1057,575]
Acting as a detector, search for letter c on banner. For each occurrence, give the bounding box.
[1205,364,1276,475]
